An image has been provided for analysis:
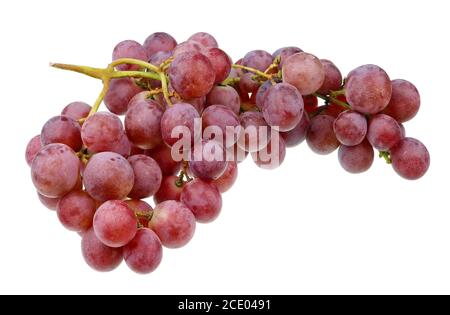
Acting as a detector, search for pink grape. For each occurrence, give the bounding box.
[208,161,238,193]
[57,190,96,232]
[238,111,270,152]
[181,179,222,223]
[31,144,80,198]
[252,134,286,170]
[333,110,367,146]
[202,105,241,147]
[306,115,340,155]
[242,50,273,72]
[272,46,303,68]
[160,102,200,146]
[37,192,59,211]
[125,199,153,227]
[154,175,184,204]
[149,200,196,248]
[255,80,272,110]
[172,40,205,57]
[344,64,392,114]
[83,152,135,202]
[25,135,42,166]
[104,78,143,115]
[175,96,206,115]
[204,47,232,83]
[125,97,163,150]
[390,138,430,180]
[338,140,374,174]
[239,73,260,94]
[206,85,240,115]
[169,52,215,99]
[81,228,123,272]
[41,115,82,151]
[280,111,310,147]
[112,40,148,71]
[189,140,228,180]
[262,83,304,132]
[128,155,162,199]
[61,101,91,120]
[282,52,325,95]
[81,112,124,153]
[109,133,132,157]
[317,59,342,94]
[143,32,177,58]
[188,32,218,48]
[146,144,182,176]
[382,79,420,122]
[124,228,163,274]
[367,114,403,151]
[93,200,137,248]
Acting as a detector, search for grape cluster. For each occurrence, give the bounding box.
[25,32,430,274]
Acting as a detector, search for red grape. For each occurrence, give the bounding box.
[202,105,241,147]
[128,155,162,199]
[188,32,218,48]
[338,140,374,174]
[154,175,184,204]
[204,47,232,83]
[238,111,270,152]
[306,115,340,155]
[208,161,238,193]
[189,140,228,180]
[390,138,430,180]
[57,190,96,232]
[143,32,177,58]
[124,228,163,274]
[125,199,153,227]
[172,40,205,57]
[272,46,303,68]
[31,144,80,198]
[81,228,123,272]
[252,133,286,170]
[367,114,403,151]
[41,115,82,151]
[280,111,310,147]
[333,110,367,146]
[382,79,420,123]
[146,144,182,176]
[81,112,124,153]
[160,102,200,147]
[255,80,272,110]
[104,78,143,115]
[242,50,273,72]
[93,200,137,248]
[206,86,240,115]
[25,135,42,167]
[282,52,325,95]
[317,59,342,94]
[37,192,59,211]
[181,179,222,223]
[302,95,318,114]
[61,101,91,120]
[112,40,148,71]
[149,200,196,248]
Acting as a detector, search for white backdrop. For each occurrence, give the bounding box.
[0,0,449,294]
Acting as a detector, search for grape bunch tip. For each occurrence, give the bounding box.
[25,31,430,274]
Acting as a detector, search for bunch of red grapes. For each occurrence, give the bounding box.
[25,32,430,274]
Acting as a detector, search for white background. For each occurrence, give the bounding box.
[0,0,449,295]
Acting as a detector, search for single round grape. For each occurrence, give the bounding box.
[124,228,163,274]
[188,32,218,48]
[262,83,304,132]
[338,140,374,174]
[239,73,260,95]
[146,144,182,176]
[317,59,342,94]
[382,79,420,122]
[93,200,137,248]
[206,86,240,115]
[149,200,196,248]
[255,80,272,110]
[181,179,222,223]
[143,32,177,58]
[242,50,273,72]
[31,144,80,198]
[202,105,241,147]
[81,228,123,272]
[172,40,205,57]
[81,112,124,153]
[238,111,270,152]
[280,111,310,147]
[128,155,162,199]
[160,102,200,147]
[208,161,237,193]
[390,138,430,180]
[204,47,232,83]
[37,192,59,211]
[282,52,325,95]
[154,175,184,204]
[104,78,143,115]
[112,40,148,71]
[41,115,82,151]
[303,95,319,114]
[125,199,153,227]
[252,134,286,170]
[83,152,134,202]
[57,190,96,232]
[25,135,42,166]
[189,140,228,180]
[344,64,392,114]
[272,46,303,68]
[169,52,215,99]
[367,114,403,151]
[109,133,131,158]
[306,115,340,155]
[61,101,91,120]
[125,97,163,150]
[333,110,367,146]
